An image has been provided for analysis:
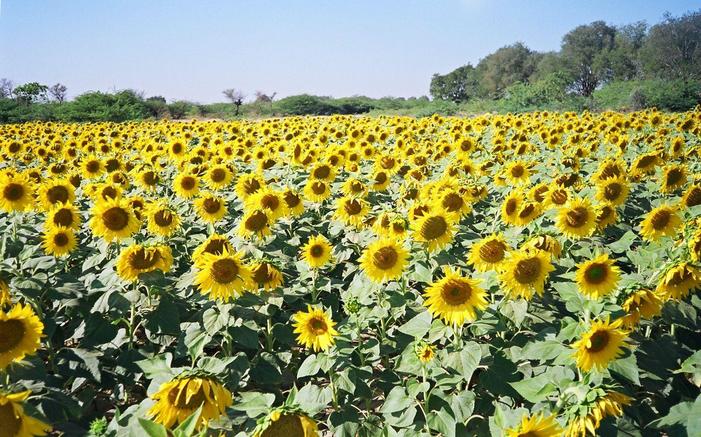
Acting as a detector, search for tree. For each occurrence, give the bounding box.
[607,22,647,81]
[0,78,14,99]
[13,82,49,104]
[223,89,245,115]
[429,64,482,103]
[476,42,542,97]
[560,21,617,96]
[254,91,277,103]
[49,83,68,103]
[640,10,701,81]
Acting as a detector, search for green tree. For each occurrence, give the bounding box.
[476,42,542,97]
[13,82,49,104]
[607,22,647,81]
[640,10,701,80]
[429,64,482,103]
[560,21,617,96]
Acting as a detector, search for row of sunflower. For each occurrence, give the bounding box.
[0,110,700,436]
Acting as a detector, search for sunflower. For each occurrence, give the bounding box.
[415,342,436,363]
[146,202,181,237]
[359,238,409,283]
[575,253,621,299]
[246,188,288,220]
[253,408,318,437]
[503,160,531,185]
[564,390,632,437]
[521,234,562,259]
[595,202,618,230]
[148,375,233,429]
[36,179,75,211]
[205,164,234,190]
[660,164,687,193]
[0,391,51,437]
[423,267,488,327]
[301,235,333,269]
[0,303,43,370]
[116,244,173,282]
[639,204,681,241]
[172,172,200,199]
[656,262,700,300]
[595,177,628,206]
[411,209,457,253]
[334,196,369,228]
[572,317,629,372]
[371,170,391,191]
[342,178,367,197]
[235,173,266,200]
[194,193,227,223]
[0,172,34,212]
[505,413,562,437]
[544,185,569,209]
[192,234,234,266]
[292,305,338,352]
[251,262,284,290]
[0,279,10,307]
[437,189,472,217]
[499,249,554,300]
[42,226,77,257]
[310,163,336,181]
[80,155,105,179]
[89,198,141,242]
[282,189,305,217]
[681,184,701,208]
[238,209,273,239]
[468,234,510,272]
[195,249,253,301]
[620,288,663,328]
[556,198,596,239]
[514,200,542,226]
[135,168,160,191]
[500,190,522,226]
[303,179,331,202]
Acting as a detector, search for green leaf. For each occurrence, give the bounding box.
[608,230,638,253]
[675,350,701,387]
[137,419,169,437]
[444,343,481,382]
[297,354,322,378]
[510,373,556,403]
[137,354,175,379]
[397,310,433,338]
[609,353,640,386]
[296,383,333,415]
[232,392,275,418]
[380,386,412,414]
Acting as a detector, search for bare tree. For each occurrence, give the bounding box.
[49,83,68,103]
[223,88,245,115]
[0,78,14,98]
[254,90,277,103]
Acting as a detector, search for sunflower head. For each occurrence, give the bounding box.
[575,253,621,299]
[469,234,510,272]
[556,198,596,239]
[195,249,254,302]
[505,413,562,437]
[0,391,51,437]
[499,249,554,300]
[292,305,338,352]
[251,261,284,290]
[253,407,318,437]
[301,235,333,269]
[424,266,488,327]
[411,209,457,253]
[0,172,34,212]
[640,204,681,242]
[42,226,77,257]
[415,342,436,363]
[359,238,409,283]
[89,198,141,242]
[0,303,44,370]
[572,317,629,372]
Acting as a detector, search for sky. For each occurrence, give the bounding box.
[0,0,698,103]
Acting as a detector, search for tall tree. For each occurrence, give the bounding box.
[607,22,647,81]
[560,21,617,96]
[476,43,542,97]
[13,82,49,104]
[223,89,245,115]
[640,10,701,80]
[429,64,482,103]
[49,83,68,103]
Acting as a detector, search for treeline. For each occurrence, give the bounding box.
[430,10,701,111]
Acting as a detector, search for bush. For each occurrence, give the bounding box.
[275,95,337,115]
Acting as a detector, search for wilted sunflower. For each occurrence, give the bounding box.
[411,209,456,252]
[250,262,284,290]
[424,267,488,327]
[116,244,173,282]
[681,184,701,208]
[576,253,621,299]
[656,262,700,300]
[595,202,618,230]
[146,202,180,237]
[238,209,272,240]
[253,408,318,437]
[505,413,562,437]
[42,226,76,257]
[292,305,338,352]
[246,188,288,220]
[620,288,663,328]
[0,303,44,370]
[195,249,253,301]
[556,198,596,239]
[36,178,75,211]
[639,204,681,241]
[89,198,140,241]
[0,391,51,437]
[468,234,510,272]
[301,235,333,269]
[148,375,233,429]
[0,172,34,212]
[595,176,628,206]
[172,172,200,199]
[521,234,562,259]
[564,390,631,437]
[45,202,81,230]
[572,317,629,372]
[359,238,409,283]
[194,192,227,223]
[499,249,554,300]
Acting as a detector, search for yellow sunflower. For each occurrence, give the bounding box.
[194,193,227,223]
[250,262,284,290]
[146,202,181,237]
[500,190,522,226]
[238,209,273,240]
[172,172,200,199]
[595,202,618,230]
[564,390,632,437]
[423,267,488,327]
[416,343,436,363]
[556,198,596,239]
[148,375,233,430]
[253,409,318,437]
[411,209,457,253]
[0,303,44,370]
[36,178,75,211]
[334,196,369,228]
[0,172,34,212]
[505,413,562,437]
[359,238,409,283]
[468,234,510,272]
[656,262,700,300]
[595,177,628,206]
[0,391,51,437]
[192,234,234,267]
[45,202,81,230]
[572,317,630,372]
[204,164,234,190]
[292,305,338,352]
[300,235,333,269]
[681,184,701,209]
[521,234,562,259]
[282,189,305,217]
[499,249,554,300]
[639,204,681,241]
[194,249,253,302]
[620,288,663,328]
[0,279,10,307]
[660,164,687,193]
[303,179,331,202]
[246,188,288,221]
[575,253,621,299]
[42,226,77,257]
[116,244,173,282]
[235,173,266,200]
[89,198,141,242]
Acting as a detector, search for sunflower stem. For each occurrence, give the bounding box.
[265,317,274,352]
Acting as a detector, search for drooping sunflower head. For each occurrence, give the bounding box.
[620,288,663,328]
[253,407,318,437]
[292,305,338,352]
[556,198,596,239]
[499,249,554,300]
[437,189,472,217]
[505,413,562,437]
[193,234,234,266]
[423,267,488,327]
[301,235,333,269]
[148,375,233,430]
[521,234,562,259]
[89,198,141,242]
[0,303,44,370]
[136,168,160,190]
[250,261,284,290]
[468,234,510,272]
[640,204,681,242]
[342,177,368,197]
[656,262,700,300]
[575,253,621,299]
[564,390,632,437]
[116,244,173,282]
[595,202,618,230]
[359,238,409,283]
[571,317,629,372]
[682,184,701,209]
[0,391,51,437]
[194,248,254,302]
[238,209,272,240]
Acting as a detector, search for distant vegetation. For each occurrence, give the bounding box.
[1,9,700,122]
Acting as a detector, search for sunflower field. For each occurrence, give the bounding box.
[1,110,701,437]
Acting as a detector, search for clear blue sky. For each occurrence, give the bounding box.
[0,0,698,103]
